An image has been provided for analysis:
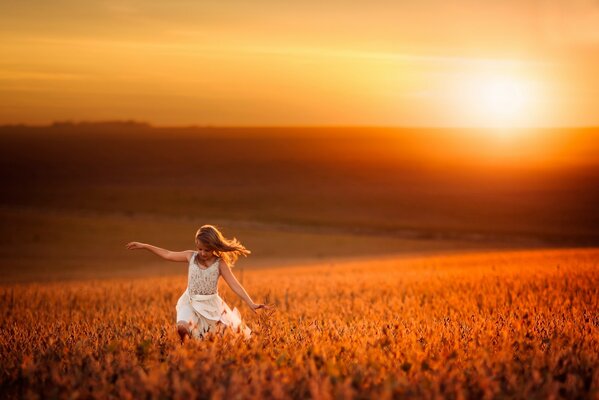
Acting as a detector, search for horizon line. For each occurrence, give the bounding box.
[1,120,598,130]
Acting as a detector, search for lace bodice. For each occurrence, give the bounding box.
[188,252,220,295]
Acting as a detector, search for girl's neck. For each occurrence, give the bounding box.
[197,254,218,268]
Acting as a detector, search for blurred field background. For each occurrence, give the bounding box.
[0,122,598,282]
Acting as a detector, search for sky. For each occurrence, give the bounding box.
[0,0,598,127]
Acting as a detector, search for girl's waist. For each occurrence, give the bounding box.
[187,289,220,301]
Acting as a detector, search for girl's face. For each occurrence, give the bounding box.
[196,240,214,260]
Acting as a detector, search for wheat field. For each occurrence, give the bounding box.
[1,248,598,399]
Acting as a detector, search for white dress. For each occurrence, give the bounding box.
[176,252,251,339]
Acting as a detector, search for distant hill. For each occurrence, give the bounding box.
[1,123,598,246]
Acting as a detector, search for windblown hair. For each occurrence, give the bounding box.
[195,225,251,267]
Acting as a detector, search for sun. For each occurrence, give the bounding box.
[455,73,537,130]
[479,79,528,119]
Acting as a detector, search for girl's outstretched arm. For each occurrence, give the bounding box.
[126,242,193,262]
[219,261,272,313]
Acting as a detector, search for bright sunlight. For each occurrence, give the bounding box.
[454,72,539,130]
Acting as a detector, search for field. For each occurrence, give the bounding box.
[1,248,598,399]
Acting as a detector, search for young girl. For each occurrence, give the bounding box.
[126,224,269,342]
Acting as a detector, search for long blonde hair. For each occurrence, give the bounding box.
[195,224,251,267]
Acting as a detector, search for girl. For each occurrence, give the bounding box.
[126,224,270,342]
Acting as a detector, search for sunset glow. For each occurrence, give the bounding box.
[478,78,532,126]
[458,73,538,129]
[0,1,598,127]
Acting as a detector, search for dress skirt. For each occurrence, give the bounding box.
[176,289,251,339]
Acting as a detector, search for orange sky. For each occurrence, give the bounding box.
[1,1,598,127]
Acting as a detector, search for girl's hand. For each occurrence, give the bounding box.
[250,303,274,313]
[126,242,146,250]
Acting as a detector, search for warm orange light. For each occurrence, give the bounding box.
[454,72,538,130]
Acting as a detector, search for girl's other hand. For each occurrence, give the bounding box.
[126,242,145,250]
[250,303,274,313]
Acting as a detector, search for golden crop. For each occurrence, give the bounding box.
[1,248,598,399]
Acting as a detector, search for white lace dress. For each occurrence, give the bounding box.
[176,252,251,339]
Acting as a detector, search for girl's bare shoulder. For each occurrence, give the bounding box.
[179,250,197,263]
[218,258,232,271]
